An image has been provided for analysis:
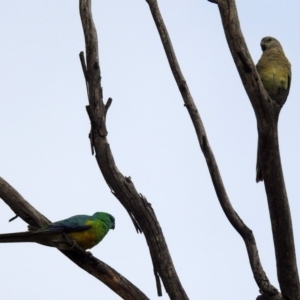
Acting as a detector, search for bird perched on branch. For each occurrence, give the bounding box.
[0,212,115,250]
[256,36,291,182]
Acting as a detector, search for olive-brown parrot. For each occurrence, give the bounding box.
[256,36,291,182]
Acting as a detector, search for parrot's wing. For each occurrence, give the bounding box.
[288,71,291,92]
[277,74,291,107]
[37,223,91,234]
[34,214,93,234]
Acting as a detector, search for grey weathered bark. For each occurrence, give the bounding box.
[0,176,149,300]
[146,0,283,299]
[79,0,188,299]
[208,0,300,299]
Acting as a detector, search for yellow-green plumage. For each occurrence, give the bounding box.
[0,212,115,250]
[256,36,291,182]
[67,217,113,250]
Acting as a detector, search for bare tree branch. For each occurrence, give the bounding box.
[0,176,149,300]
[145,0,282,298]
[209,0,300,299]
[0,176,50,228]
[79,0,188,298]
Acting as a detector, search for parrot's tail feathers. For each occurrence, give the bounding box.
[256,167,264,182]
[256,139,264,183]
[0,231,34,243]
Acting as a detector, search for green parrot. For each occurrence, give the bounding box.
[256,36,291,182]
[0,212,115,250]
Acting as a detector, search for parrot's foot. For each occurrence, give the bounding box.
[73,246,93,259]
[53,234,92,257]
[61,234,92,257]
[61,233,81,251]
[70,244,93,259]
[62,233,76,248]
[83,251,93,259]
[52,234,78,250]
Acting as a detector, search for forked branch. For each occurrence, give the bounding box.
[209,0,300,299]
[146,0,281,298]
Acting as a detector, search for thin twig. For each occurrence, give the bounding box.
[105,97,112,116]
[8,215,19,222]
[79,51,89,98]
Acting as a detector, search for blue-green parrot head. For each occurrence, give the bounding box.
[93,212,115,230]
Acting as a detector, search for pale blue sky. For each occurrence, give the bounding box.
[0,1,300,299]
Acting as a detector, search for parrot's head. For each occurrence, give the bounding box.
[94,212,115,230]
[260,36,283,52]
